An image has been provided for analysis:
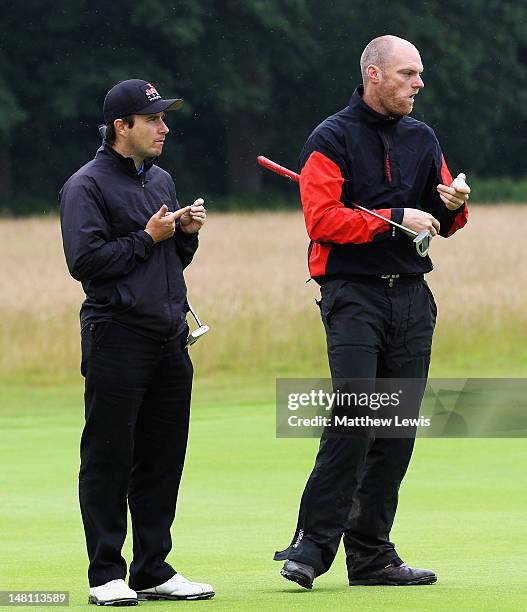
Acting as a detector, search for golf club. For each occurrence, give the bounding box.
[186,301,210,348]
[256,155,431,257]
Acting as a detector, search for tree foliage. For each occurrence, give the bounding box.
[1,0,527,212]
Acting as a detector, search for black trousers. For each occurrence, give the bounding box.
[275,276,436,579]
[79,321,193,589]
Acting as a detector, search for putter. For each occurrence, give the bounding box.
[257,155,431,257]
[186,301,210,348]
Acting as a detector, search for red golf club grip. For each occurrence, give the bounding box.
[257,156,299,183]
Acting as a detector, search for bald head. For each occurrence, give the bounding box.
[360,36,419,85]
[360,35,424,117]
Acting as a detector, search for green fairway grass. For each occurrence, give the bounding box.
[1,376,526,611]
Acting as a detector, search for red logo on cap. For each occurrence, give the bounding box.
[144,83,161,102]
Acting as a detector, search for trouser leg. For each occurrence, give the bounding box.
[344,279,436,577]
[275,280,384,576]
[128,331,193,591]
[79,323,156,587]
[274,418,372,575]
[344,354,431,577]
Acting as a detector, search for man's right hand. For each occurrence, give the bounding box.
[145,204,191,243]
[402,209,440,237]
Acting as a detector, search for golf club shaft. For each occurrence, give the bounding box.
[256,156,419,238]
[356,205,418,238]
[187,301,203,327]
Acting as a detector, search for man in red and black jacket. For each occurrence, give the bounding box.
[275,36,469,590]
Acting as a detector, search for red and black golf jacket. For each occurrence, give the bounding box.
[299,86,468,281]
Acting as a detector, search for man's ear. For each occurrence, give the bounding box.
[114,118,127,139]
[367,64,382,84]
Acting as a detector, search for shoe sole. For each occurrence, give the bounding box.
[280,568,313,590]
[349,575,437,586]
[88,596,138,606]
[137,591,215,601]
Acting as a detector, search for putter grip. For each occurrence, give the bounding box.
[257,156,300,183]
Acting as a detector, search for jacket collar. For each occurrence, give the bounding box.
[96,142,157,176]
[349,85,402,126]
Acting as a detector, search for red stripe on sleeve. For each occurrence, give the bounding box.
[441,154,469,236]
[308,242,331,277]
[440,154,453,185]
[300,151,392,244]
[447,204,468,237]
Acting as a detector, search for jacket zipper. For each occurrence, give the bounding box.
[141,171,174,334]
[385,143,392,182]
[380,132,393,183]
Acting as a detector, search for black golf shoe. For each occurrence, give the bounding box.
[280,560,316,589]
[349,562,437,586]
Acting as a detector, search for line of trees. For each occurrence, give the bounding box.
[1,1,527,213]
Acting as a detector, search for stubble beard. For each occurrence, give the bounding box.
[386,95,413,118]
[380,82,414,117]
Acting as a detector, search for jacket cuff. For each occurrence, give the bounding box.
[135,230,155,260]
[444,202,466,218]
[176,226,199,242]
[391,208,404,225]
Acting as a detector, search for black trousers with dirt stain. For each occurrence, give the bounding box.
[274,275,436,580]
[79,321,193,590]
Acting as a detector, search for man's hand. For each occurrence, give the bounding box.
[437,173,471,211]
[402,209,441,237]
[145,204,191,243]
[180,198,207,234]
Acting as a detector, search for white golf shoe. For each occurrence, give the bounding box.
[88,579,138,606]
[136,573,215,601]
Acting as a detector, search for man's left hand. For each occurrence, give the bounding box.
[180,198,207,234]
[436,173,471,211]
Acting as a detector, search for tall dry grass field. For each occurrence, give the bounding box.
[0,207,525,380]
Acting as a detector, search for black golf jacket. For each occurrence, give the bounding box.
[60,142,198,339]
[299,86,468,281]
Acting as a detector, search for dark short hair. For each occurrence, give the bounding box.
[105,115,135,144]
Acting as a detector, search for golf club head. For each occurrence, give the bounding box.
[185,324,210,348]
[413,230,430,257]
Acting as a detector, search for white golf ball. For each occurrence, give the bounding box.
[451,174,469,192]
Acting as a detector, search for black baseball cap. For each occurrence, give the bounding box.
[103,79,183,124]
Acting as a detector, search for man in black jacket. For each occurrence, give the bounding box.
[60,79,214,606]
[275,36,469,589]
